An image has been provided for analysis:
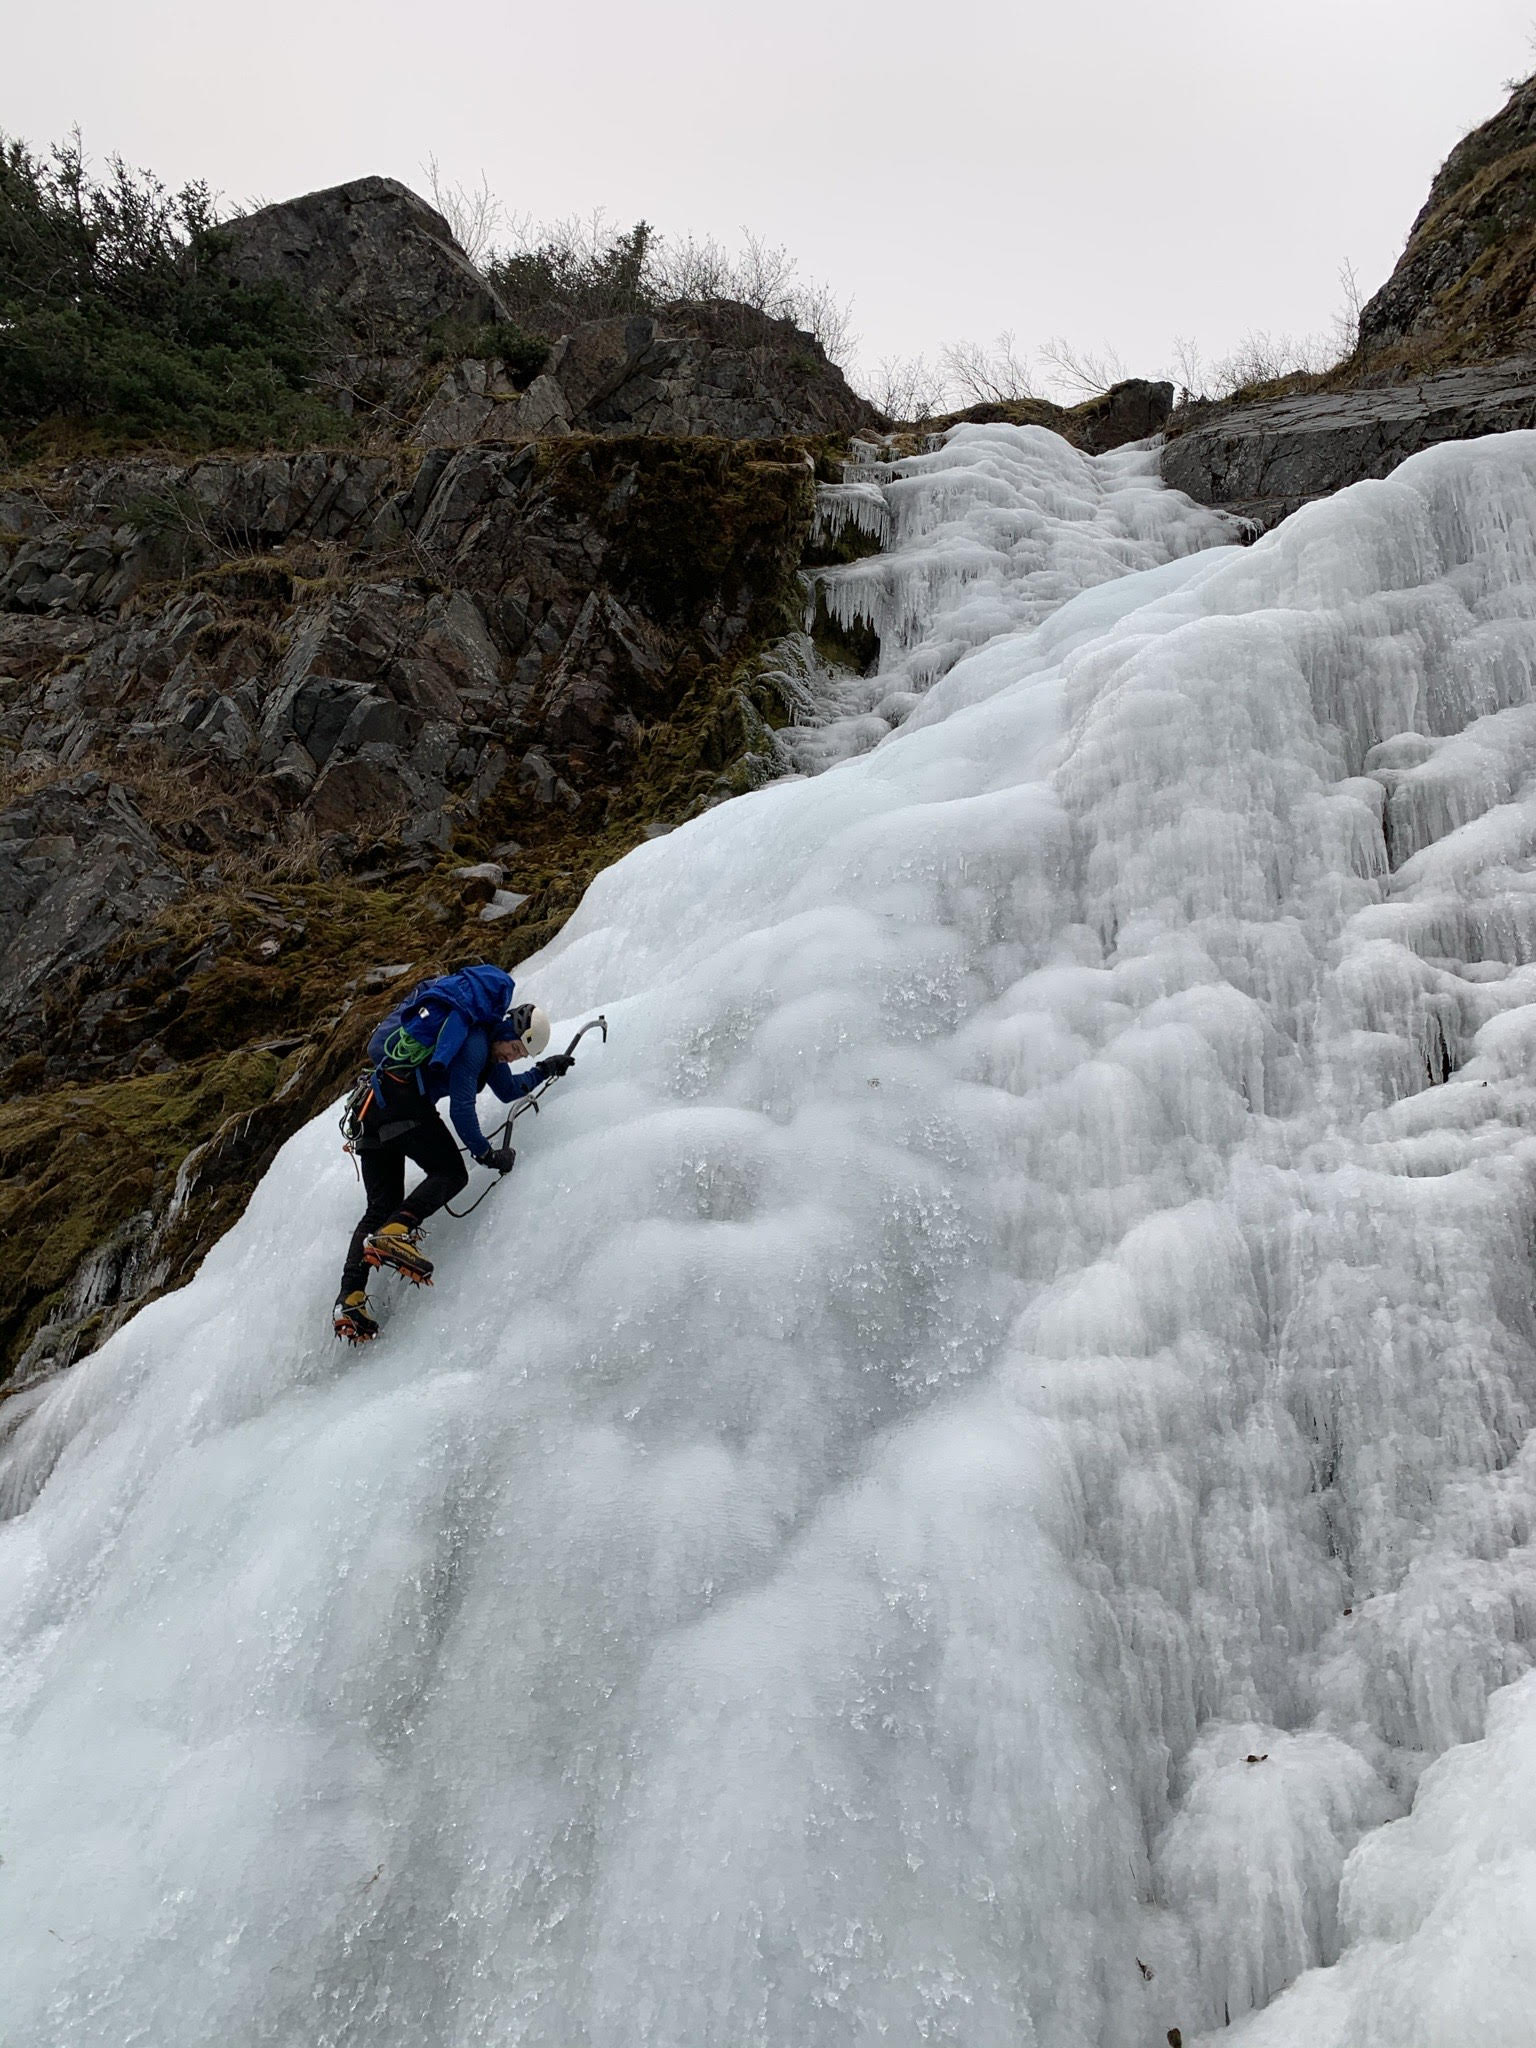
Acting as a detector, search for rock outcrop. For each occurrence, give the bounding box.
[414,303,880,446]
[1357,74,1536,370]
[215,178,879,445]
[928,379,1175,453]
[1159,358,1536,528]
[1,440,815,900]
[0,776,185,1031]
[217,175,513,348]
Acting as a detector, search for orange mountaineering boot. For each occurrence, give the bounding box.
[362,1220,435,1286]
[332,1290,380,1343]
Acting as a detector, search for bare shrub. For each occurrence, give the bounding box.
[422,158,506,265]
[939,331,1039,405]
[1036,336,1129,400]
[1332,257,1364,359]
[1170,334,1208,404]
[1216,329,1336,391]
[1170,260,1364,405]
[481,209,855,364]
[658,230,782,307]
[862,354,950,423]
[652,227,854,361]
[1168,329,1329,405]
[780,273,857,368]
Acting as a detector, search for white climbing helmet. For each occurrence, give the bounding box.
[504,1002,550,1057]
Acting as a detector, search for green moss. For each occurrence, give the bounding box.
[0,1045,281,1361]
[531,435,813,634]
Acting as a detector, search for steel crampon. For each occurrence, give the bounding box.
[333,1294,380,1344]
[362,1225,434,1286]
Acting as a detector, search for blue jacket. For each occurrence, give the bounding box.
[368,966,542,1157]
[417,1019,544,1155]
[429,1024,543,1156]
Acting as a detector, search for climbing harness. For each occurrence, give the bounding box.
[444,1014,608,1217]
[339,1072,376,1150]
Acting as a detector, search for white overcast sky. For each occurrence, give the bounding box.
[6,0,1534,392]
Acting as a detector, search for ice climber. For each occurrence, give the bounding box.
[332,964,573,1342]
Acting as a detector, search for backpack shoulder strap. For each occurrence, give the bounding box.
[433,1009,471,1070]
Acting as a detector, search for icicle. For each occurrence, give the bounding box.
[811,481,890,549]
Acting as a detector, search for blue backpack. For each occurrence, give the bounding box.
[366,965,516,1080]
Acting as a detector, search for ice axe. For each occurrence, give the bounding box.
[445,1014,608,1216]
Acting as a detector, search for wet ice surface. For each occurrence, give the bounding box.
[6,429,1536,2045]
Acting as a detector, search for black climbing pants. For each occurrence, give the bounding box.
[339,1081,469,1294]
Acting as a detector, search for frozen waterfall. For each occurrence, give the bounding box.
[777,429,1233,772]
[6,424,1536,2045]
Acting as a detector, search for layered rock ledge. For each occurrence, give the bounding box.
[1160,359,1536,529]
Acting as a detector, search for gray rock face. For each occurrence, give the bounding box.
[0,435,812,1063]
[0,491,65,539]
[411,356,534,444]
[1159,359,1536,528]
[1356,76,1536,364]
[216,176,512,347]
[0,425,817,1391]
[0,775,184,1027]
[412,304,880,446]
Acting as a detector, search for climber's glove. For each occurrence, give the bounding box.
[478,1144,517,1174]
[537,1053,574,1080]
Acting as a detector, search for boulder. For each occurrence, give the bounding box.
[576,304,876,437]
[548,316,638,412]
[1069,379,1176,453]
[410,357,533,445]
[0,492,65,540]
[917,380,1174,455]
[209,174,879,446]
[216,176,513,348]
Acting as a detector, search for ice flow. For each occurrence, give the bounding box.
[777,427,1232,772]
[6,425,1536,2046]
